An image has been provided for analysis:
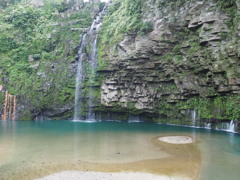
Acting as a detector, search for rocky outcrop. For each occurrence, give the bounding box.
[30,0,44,7]
[98,0,240,126]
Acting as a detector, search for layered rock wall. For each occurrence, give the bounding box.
[98,0,240,126]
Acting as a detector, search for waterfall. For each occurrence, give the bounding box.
[73,34,87,120]
[128,115,141,123]
[87,7,107,120]
[228,120,235,132]
[86,31,99,120]
[204,122,211,129]
[190,109,196,126]
[215,120,236,133]
[73,5,107,121]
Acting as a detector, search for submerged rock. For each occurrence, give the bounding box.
[158,136,193,144]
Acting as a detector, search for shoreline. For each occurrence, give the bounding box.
[36,171,190,180]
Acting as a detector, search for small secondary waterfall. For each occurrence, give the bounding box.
[215,120,236,133]
[204,122,211,129]
[74,5,107,121]
[190,109,196,126]
[128,115,141,123]
[228,120,235,132]
[224,120,236,132]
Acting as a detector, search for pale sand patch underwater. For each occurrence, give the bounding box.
[36,171,190,180]
[158,136,193,144]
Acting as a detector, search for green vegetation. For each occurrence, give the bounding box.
[98,0,153,62]
[217,0,239,30]
[0,0,22,8]
[0,0,99,119]
[157,95,240,122]
[96,0,239,123]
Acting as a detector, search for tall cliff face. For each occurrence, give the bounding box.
[97,0,240,126]
[1,0,240,128]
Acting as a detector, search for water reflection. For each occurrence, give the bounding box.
[227,133,240,155]
[0,120,16,166]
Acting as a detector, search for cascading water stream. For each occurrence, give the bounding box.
[87,7,107,120]
[215,120,236,133]
[74,34,87,120]
[87,31,99,120]
[223,120,235,132]
[74,5,107,121]
[204,122,211,129]
[191,109,196,126]
[228,120,235,132]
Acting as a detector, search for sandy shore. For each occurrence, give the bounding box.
[36,171,190,180]
[158,136,193,144]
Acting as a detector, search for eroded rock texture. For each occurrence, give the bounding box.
[99,0,240,125]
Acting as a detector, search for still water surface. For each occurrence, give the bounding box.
[0,120,240,180]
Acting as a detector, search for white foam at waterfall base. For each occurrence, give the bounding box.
[72,120,97,123]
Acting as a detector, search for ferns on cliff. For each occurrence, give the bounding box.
[98,0,152,58]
